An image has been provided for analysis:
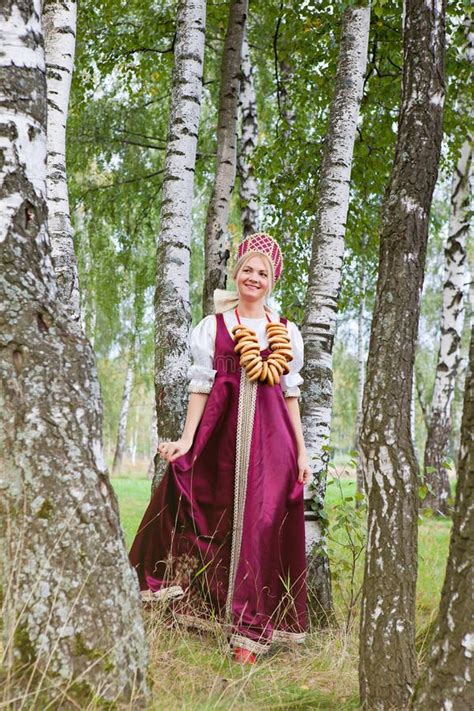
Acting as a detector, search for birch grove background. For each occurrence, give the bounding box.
[1,0,473,708]
[69,0,472,475]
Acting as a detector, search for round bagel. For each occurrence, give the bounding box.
[240,352,261,366]
[266,366,275,386]
[247,360,263,378]
[270,341,291,350]
[239,341,262,355]
[267,362,280,384]
[267,358,284,375]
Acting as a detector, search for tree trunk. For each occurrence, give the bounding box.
[411,368,417,446]
[153,0,206,488]
[112,342,136,474]
[0,2,148,704]
[412,323,474,709]
[423,141,472,515]
[276,57,295,252]
[131,404,139,465]
[43,0,81,321]
[355,260,367,503]
[301,3,371,624]
[202,0,248,316]
[148,404,158,479]
[358,2,446,708]
[237,30,260,236]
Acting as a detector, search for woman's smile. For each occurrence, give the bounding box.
[236,255,270,299]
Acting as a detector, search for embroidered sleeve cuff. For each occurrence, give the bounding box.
[188,380,214,394]
[284,386,301,398]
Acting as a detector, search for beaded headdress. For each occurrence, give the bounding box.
[237,233,283,283]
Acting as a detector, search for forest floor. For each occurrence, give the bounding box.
[113,472,451,711]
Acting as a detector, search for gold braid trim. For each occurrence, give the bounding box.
[272,629,306,644]
[225,368,258,620]
[229,633,271,655]
[140,586,185,603]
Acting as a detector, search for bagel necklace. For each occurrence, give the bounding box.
[231,307,293,386]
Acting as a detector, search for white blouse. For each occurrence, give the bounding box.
[188,309,304,398]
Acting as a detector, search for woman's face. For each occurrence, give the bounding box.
[236,255,270,302]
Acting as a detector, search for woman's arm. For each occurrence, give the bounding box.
[285,397,311,484]
[158,392,209,462]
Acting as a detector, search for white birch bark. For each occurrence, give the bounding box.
[411,368,417,445]
[148,405,158,479]
[355,261,367,500]
[112,342,136,474]
[356,266,366,435]
[131,404,139,465]
[43,0,81,321]
[300,4,370,619]
[202,0,248,316]
[237,31,260,236]
[412,323,474,710]
[153,0,206,487]
[359,1,446,707]
[0,2,147,703]
[423,141,472,514]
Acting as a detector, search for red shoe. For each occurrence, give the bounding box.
[233,646,257,665]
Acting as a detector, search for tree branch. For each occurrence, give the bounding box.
[78,169,165,200]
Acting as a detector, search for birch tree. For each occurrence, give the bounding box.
[423,141,472,515]
[202,0,248,316]
[412,323,474,710]
[153,0,206,486]
[355,259,367,502]
[358,1,446,707]
[237,30,260,236]
[0,1,147,703]
[300,3,371,620]
[112,338,137,474]
[43,0,81,321]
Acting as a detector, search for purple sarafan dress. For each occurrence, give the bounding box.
[129,312,307,654]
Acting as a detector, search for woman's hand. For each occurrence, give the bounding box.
[297,450,311,485]
[158,437,192,463]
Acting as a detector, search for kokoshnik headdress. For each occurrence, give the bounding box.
[213,233,283,314]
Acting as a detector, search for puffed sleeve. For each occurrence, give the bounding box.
[281,320,304,398]
[188,315,217,394]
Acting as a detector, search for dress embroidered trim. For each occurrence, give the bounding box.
[272,629,306,644]
[188,381,213,394]
[173,612,229,633]
[229,633,271,655]
[284,386,301,398]
[225,368,258,619]
[140,585,185,603]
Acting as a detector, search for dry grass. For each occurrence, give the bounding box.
[0,474,451,710]
[142,604,360,710]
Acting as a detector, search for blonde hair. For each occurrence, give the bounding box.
[232,252,274,297]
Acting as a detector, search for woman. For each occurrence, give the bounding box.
[129,233,310,663]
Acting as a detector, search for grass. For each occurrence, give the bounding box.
[110,471,451,710]
[113,477,152,546]
[143,625,361,710]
